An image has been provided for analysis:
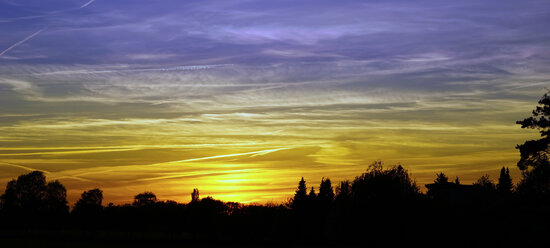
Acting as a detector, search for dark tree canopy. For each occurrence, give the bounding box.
[73,188,103,214]
[1,180,18,211]
[44,181,69,214]
[15,171,47,211]
[0,171,68,214]
[515,91,550,197]
[516,163,550,197]
[351,161,420,204]
[133,192,157,207]
[516,91,550,171]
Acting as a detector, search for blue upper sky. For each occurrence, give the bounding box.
[1,0,549,66]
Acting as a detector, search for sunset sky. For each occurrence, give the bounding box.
[0,0,549,204]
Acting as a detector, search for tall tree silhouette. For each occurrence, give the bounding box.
[307,187,317,211]
[516,91,550,170]
[516,91,550,197]
[497,167,513,194]
[318,177,334,204]
[308,187,317,201]
[291,177,307,209]
[335,180,351,202]
[191,188,200,202]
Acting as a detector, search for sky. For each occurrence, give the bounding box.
[0,0,549,204]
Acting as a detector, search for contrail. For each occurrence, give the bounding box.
[29,64,233,76]
[0,28,44,57]
[135,170,253,182]
[1,0,97,23]
[0,161,95,182]
[0,0,94,56]
[80,0,96,8]
[0,161,50,174]
[173,147,291,163]
[508,81,550,90]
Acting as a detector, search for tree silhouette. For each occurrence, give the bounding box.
[516,91,550,197]
[516,91,550,170]
[308,187,317,201]
[454,177,460,185]
[335,180,351,202]
[516,164,550,197]
[133,192,157,207]
[15,171,47,212]
[44,181,69,214]
[73,188,103,214]
[1,179,18,211]
[318,177,334,204]
[434,172,449,184]
[497,167,513,194]
[291,177,307,209]
[191,188,200,202]
[473,175,496,192]
[197,196,229,216]
[351,161,420,204]
[0,171,68,214]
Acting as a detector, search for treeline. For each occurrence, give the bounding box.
[0,161,549,247]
